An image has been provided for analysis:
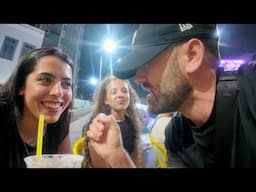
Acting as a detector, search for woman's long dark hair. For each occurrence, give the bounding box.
[0,47,74,137]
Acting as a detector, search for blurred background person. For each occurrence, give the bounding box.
[148,112,172,168]
[82,76,142,168]
[151,112,172,146]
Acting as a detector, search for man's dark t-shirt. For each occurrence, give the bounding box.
[165,64,256,168]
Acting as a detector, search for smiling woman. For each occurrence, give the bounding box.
[0,47,74,168]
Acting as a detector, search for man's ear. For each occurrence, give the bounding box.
[184,38,204,74]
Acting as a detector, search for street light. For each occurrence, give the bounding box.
[103,39,116,53]
[99,38,116,81]
[89,77,98,86]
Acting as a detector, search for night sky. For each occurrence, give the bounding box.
[219,24,256,58]
[77,24,142,100]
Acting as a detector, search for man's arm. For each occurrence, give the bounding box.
[87,113,136,168]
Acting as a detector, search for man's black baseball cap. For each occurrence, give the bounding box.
[113,24,219,79]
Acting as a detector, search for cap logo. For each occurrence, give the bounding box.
[178,24,193,32]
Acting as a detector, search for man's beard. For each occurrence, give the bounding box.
[148,80,192,114]
[148,55,192,114]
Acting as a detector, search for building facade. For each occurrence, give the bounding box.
[0,24,45,84]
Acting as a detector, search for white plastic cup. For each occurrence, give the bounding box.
[24,154,84,168]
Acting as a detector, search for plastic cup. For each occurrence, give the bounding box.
[24,154,84,168]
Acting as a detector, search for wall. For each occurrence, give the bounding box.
[0,24,44,84]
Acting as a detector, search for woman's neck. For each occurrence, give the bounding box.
[17,115,45,146]
[111,110,125,122]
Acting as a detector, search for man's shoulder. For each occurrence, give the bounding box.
[217,63,256,104]
[165,112,185,134]
[239,62,256,83]
[170,112,184,123]
[165,112,192,153]
[237,63,256,117]
[230,63,256,167]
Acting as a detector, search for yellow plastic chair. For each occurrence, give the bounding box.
[72,136,85,155]
[147,134,168,168]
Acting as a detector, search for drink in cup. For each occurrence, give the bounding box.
[24,154,84,168]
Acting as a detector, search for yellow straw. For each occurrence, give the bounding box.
[36,114,44,161]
